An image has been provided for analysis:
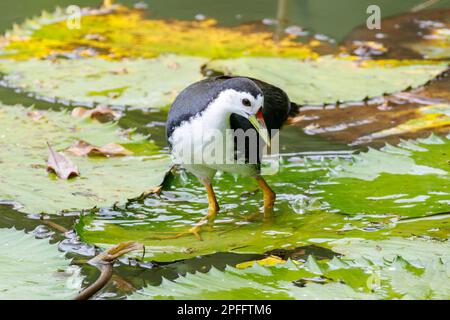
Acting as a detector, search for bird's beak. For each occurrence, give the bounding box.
[248,109,271,147]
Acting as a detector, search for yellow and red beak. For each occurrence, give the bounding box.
[248,109,271,147]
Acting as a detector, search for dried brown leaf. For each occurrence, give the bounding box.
[46,143,79,180]
[71,105,120,122]
[66,140,133,157]
[27,111,44,121]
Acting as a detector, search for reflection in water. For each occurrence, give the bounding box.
[274,0,289,42]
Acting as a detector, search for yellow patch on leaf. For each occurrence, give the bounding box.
[235,255,286,269]
[1,6,317,60]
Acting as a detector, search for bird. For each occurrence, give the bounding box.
[165,75,292,240]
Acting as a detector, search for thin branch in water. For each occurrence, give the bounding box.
[40,217,69,234]
[411,0,441,12]
[74,241,144,300]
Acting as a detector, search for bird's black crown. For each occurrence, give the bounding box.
[217,77,263,99]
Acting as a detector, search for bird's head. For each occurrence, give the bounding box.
[216,78,270,146]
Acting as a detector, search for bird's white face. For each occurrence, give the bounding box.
[214,89,270,146]
[218,89,264,118]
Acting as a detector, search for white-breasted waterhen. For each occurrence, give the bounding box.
[165,76,293,240]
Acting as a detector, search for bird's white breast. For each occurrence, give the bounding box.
[169,99,258,180]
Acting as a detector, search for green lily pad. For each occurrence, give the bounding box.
[131,238,450,300]
[0,55,207,110]
[76,139,450,262]
[130,259,377,300]
[0,228,82,299]
[320,134,450,217]
[206,56,448,105]
[0,104,171,214]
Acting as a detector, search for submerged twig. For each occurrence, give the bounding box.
[411,0,441,12]
[39,217,69,234]
[74,241,144,300]
[274,0,289,42]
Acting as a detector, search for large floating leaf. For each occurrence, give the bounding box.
[131,238,450,300]
[207,56,448,105]
[319,135,450,217]
[0,6,316,60]
[0,104,171,214]
[0,55,206,110]
[77,142,450,262]
[130,259,377,300]
[0,228,82,299]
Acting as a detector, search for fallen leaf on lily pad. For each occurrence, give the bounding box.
[206,56,448,105]
[46,142,80,179]
[71,105,120,122]
[0,55,207,110]
[0,104,171,214]
[26,110,44,121]
[66,140,133,157]
[0,5,317,60]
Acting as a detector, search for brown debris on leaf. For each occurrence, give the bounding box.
[66,140,133,157]
[27,110,44,121]
[46,142,80,180]
[71,105,121,122]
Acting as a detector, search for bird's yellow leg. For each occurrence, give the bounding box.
[255,176,276,215]
[151,179,219,241]
[186,179,219,240]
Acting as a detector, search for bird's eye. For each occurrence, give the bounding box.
[242,98,251,107]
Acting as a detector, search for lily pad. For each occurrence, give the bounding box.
[131,238,450,299]
[130,259,377,300]
[0,55,207,110]
[320,134,450,217]
[0,104,171,214]
[0,5,316,60]
[76,140,450,262]
[0,228,82,299]
[206,56,448,105]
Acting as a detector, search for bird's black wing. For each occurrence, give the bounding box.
[229,76,291,133]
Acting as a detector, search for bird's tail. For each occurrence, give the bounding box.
[288,101,301,117]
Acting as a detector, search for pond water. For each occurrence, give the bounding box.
[0,0,449,300]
